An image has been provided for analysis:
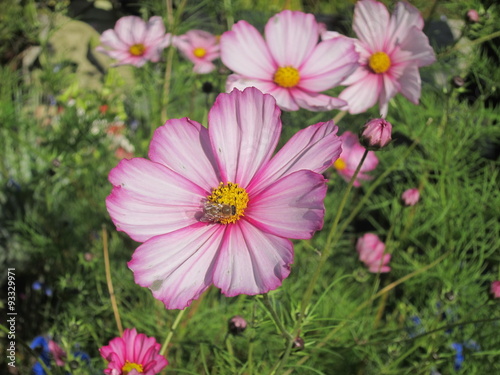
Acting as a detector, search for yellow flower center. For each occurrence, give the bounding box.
[193,47,207,58]
[202,182,249,224]
[129,44,146,56]
[333,158,347,171]
[122,360,143,374]
[273,66,300,88]
[368,52,391,74]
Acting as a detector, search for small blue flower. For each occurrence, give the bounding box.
[451,342,464,370]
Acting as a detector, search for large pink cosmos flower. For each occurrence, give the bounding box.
[333,131,378,187]
[220,10,359,111]
[106,87,342,309]
[99,328,168,375]
[173,30,220,74]
[356,233,391,273]
[323,0,436,116]
[96,16,171,67]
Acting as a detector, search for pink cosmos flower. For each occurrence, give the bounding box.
[99,328,168,375]
[323,0,436,116]
[333,131,378,187]
[401,188,420,206]
[106,87,342,309]
[220,10,359,111]
[356,233,391,273]
[173,30,220,74]
[96,16,171,67]
[360,118,392,149]
[490,281,500,299]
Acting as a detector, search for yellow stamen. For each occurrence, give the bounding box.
[273,66,300,88]
[122,360,143,374]
[368,52,391,74]
[334,158,347,171]
[203,182,249,224]
[193,47,207,58]
[129,44,146,56]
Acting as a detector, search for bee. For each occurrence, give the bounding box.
[201,201,237,222]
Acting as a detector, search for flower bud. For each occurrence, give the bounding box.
[360,118,392,150]
[228,315,247,335]
[491,281,500,298]
[401,188,420,206]
[466,9,480,23]
[292,337,305,350]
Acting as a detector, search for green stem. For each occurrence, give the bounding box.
[160,308,186,356]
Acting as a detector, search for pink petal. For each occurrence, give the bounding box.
[143,16,167,45]
[397,65,422,104]
[100,29,129,51]
[299,37,359,91]
[385,1,424,51]
[115,16,147,45]
[339,72,382,114]
[353,0,391,52]
[208,87,282,187]
[193,61,216,74]
[379,73,401,117]
[213,220,293,296]
[246,170,326,239]
[398,27,436,67]
[148,118,220,190]
[129,223,224,310]
[264,10,318,68]
[106,158,206,242]
[220,21,276,80]
[292,89,347,111]
[249,120,341,193]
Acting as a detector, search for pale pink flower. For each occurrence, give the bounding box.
[173,30,220,74]
[333,131,378,187]
[467,9,480,23]
[99,328,168,375]
[106,87,342,309]
[220,10,359,111]
[96,16,171,67]
[490,281,500,298]
[356,233,391,273]
[48,340,66,366]
[401,188,420,206]
[360,118,392,149]
[323,0,436,116]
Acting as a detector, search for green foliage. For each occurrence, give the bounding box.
[0,0,499,374]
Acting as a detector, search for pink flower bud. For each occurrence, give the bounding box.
[467,9,480,23]
[228,315,247,335]
[356,233,391,273]
[401,188,420,206]
[360,118,392,150]
[491,281,500,298]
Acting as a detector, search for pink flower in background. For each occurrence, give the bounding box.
[360,118,392,149]
[220,10,359,111]
[333,131,378,187]
[99,328,168,375]
[173,30,220,73]
[106,87,342,309]
[356,233,391,273]
[323,0,436,116]
[401,188,420,206]
[96,16,171,67]
[490,281,500,298]
[48,340,66,366]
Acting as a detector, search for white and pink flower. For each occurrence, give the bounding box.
[356,233,391,273]
[99,328,168,375]
[323,0,436,116]
[220,10,359,111]
[401,188,420,206]
[106,87,343,309]
[97,16,171,67]
[173,30,220,74]
[333,131,378,187]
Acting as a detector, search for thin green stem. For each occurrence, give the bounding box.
[262,294,294,341]
[160,308,187,356]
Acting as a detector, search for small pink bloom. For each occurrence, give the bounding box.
[360,118,392,149]
[106,87,343,309]
[48,340,66,366]
[356,233,391,273]
[96,16,171,67]
[490,281,500,298]
[99,328,168,375]
[323,0,436,116]
[220,10,359,111]
[173,30,220,74]
[402,188,420,206]
[333,131,378,187]
[467,9,480,23]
